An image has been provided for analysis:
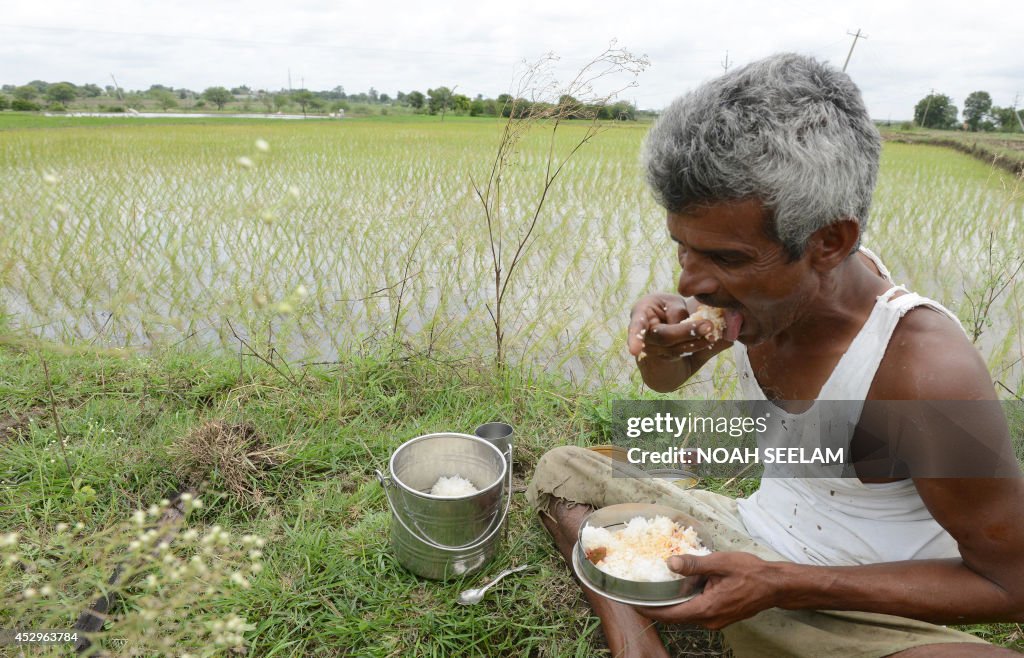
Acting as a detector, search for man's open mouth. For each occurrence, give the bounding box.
[724,309,744,342]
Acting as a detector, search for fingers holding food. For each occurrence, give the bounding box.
[628,294,682,357]
[641,305,737,361]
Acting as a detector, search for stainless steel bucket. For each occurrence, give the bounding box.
[376,433,510,580]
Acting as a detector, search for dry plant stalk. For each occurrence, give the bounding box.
[471,43,649,366]
[171,420,286,504]
[961,231,1024,344]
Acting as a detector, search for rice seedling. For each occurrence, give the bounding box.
[2,117,1023,399]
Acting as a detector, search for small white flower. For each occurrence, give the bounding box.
[145,574,158,588]
[147,504,160,517]
[248,550,263,560]
[287,185,301,199]
[55,523,68,533]
[250,562,263,574]
[180,492,193,502]
[294,284,308,299]
[276,301,294,314]
[190,555,209,575]
[132,510,146,526]
[74,522,85,530]
[40,585,54,596]
[192,497,203,509]
[42,172,59,185]
[230,572,251,589]
[0,532,18,548]
[237,156,254,169]
[255,138,270,152]
[23,587,37,599]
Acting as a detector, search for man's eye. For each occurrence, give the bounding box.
[711,254,742,266]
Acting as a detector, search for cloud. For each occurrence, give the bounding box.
[1,0,1022,118]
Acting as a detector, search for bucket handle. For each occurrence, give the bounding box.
[375,454,513,553]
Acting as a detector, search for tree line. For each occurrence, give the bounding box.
[913,91,1024,132]
[0,80,639,120]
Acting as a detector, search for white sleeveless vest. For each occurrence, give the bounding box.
[734,247,965,566]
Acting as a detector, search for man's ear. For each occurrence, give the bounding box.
[808,219,860,272]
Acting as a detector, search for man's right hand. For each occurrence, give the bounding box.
[627,293,733,392]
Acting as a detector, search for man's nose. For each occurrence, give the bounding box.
[677,256,718,298]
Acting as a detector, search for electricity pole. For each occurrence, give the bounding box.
[842,29,867,72]
[721,51,731,73]
[1013,94,1024,132]
[109,74,124,103]
[920,88,935,129]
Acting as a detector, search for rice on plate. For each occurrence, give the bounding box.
[581,515,710,582]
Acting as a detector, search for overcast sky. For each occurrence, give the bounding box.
[2,0,1021,120]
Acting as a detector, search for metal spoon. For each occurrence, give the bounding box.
[456,565,530,605]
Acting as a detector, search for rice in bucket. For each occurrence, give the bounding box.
[376,433,510,580]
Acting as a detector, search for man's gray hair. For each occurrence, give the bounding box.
[643,53,881,258]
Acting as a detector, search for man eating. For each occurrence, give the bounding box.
[526,53,1024,657]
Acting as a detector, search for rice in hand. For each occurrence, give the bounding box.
[429,475,478,497]
[689,305,726,342]
[581,515,709,582]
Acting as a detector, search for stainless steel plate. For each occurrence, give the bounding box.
[572,503,711,606]
[571,542,699,607]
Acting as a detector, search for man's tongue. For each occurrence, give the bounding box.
[724,309,744,342]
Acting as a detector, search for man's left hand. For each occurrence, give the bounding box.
[634,552,784,630]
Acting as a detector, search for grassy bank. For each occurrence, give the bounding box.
[0,335,723,655]
[2,336,1022,655]
[881,127,1024,176]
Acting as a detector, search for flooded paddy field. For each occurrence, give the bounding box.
[2,116,1022,393]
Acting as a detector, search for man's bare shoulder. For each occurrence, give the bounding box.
[869,303,996,401]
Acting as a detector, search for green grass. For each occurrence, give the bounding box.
[0,110,462,132]
[1,339,1022,655]
[0,338,731,656]
[881,126,1024,174]
[0,111,343,130]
